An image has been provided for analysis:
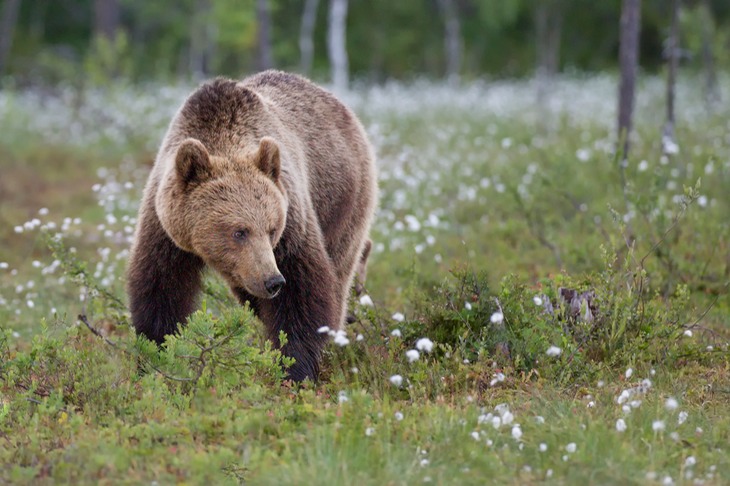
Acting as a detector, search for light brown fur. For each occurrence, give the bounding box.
[127,70,377,381]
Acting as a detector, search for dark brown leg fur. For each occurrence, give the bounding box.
[127,205,205,344]
[255,239,336,382]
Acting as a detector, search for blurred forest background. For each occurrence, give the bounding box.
[0,0,729,87]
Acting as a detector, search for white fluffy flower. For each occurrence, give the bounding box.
[333,330,350,346]
[389,374,403,387]
[665,397,679,411]
[365,427,375,437]
[625,368,633,379]
[416,337,434,352]
[565,443,577,453]
[678,411,688,425]
[546,345,562,357]
[490,311,504,324]
[652,420,666,432]
[406,349,420,362]
[511,425,522,440]
[533,295,543,306]
[359,294,374,307]
[392,312,405,322]
[391,329,402,338]
[616,419,627,432]
[470,431,480,441]
[394,412,404,421]
[539,443,548,452]
[317,326,330,333]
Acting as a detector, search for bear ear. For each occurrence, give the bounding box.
[254,137,281,181]
[175,138,212,185]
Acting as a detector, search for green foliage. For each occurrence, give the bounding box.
[4,0,730,81]
[0,77,728,483]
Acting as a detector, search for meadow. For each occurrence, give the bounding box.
[0,74,728,484]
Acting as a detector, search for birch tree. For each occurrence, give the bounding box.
[300,0,319,75]
[257,0,273,71]
[437,0,461,86]
[328,0,349,91]
[617,0,641,162]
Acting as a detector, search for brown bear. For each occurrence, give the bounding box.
[126,70,377,382]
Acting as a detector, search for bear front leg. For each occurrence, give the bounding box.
[257,244,338,382]
[127,205,205,344]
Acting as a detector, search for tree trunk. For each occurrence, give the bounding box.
[257,0,274,71]
[0,0,22,75]
[437,0,461,86]
[662,0,680,155]
[617,0,641,162]
[536,0,563,106]
[328,0,349,91]
[300,0,319,75]
[190,0,213,79]
[700,0,719,110]
[93,0,120,40]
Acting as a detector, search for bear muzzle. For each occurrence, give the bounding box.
[264,274,286,298]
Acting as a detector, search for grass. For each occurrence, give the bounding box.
[0,73,729,484]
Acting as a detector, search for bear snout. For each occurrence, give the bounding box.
[264,274,286,298]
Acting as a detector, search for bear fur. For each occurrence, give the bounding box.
[126,70,377,381]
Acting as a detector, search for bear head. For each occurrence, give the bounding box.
[156,137,288,299]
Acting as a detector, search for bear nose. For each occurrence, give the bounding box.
[265,274,286,297]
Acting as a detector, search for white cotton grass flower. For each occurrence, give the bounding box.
[683,329,693,337]
[392,312,405,322]
[539,443,548,452]
[391,329,402,338]
[338,391,349,403]
[652,420,666,432]
[394,412,404,421]
[625,368,633,379]
[333,330,350,346]
[365,427,375,437]
[511,425,523,441]
[533,295,543,306]
[464,301,472,310]
[616,418,627,432]
[665,397,679,411]
[678,411,688,425]
[490,311,504,324]
[416,337,434,352]
[491,416,501,429]
[389,374,403,387]
[406,349,420,363]
[565,443,577,453]
[546,345,562,357]
[359,294,374,307]
[470,431,480,441]
[489,373,505,387]
[684,456,696,467]
[500,410,514,426]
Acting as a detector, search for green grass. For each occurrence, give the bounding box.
[1,75,729,484]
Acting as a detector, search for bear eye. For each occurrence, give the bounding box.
[232,229,249,241]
